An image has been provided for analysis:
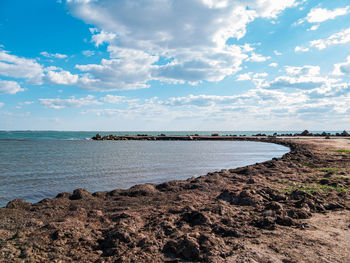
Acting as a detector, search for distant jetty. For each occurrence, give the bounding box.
[91,130,350,140]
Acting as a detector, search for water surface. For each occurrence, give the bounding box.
[0,139,289,207]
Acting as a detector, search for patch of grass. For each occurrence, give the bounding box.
[319,167,341,172]
[334,149,350,153]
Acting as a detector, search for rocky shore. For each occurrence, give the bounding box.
[1,138,350,262]
[91,130,350,141]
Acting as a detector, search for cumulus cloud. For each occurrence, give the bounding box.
[0,79,24,94]
[75,48,157,90]
[40,51,68,59]
[333,55,350,76]
[304,6,350,23]
[39,95,101,109]
[0,50,44,84]
[90,29,117,47]
[310,27,350,50]
[269,62,278,67]
[65,0,298,90]
[45,70,79,85]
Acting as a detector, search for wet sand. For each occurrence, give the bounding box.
[0,137,349,262]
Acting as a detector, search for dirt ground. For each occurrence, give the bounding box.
[0,138,349,262]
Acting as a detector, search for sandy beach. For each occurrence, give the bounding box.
[1,137,350,262]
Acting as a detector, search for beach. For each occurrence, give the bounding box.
[0,137,350,262]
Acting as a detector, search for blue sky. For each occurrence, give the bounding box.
[1,0,350,131]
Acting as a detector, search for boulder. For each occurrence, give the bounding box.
[92,133,102,140]
[300,130,310,136]
[341,130,350,136]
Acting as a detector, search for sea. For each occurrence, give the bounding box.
[1,130,328,207]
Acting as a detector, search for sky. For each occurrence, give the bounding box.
[1,0,350,131]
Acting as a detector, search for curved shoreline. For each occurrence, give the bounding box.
[0,139,289,207]
[1,137,350,262]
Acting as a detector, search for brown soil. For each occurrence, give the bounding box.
[0,138,350,262]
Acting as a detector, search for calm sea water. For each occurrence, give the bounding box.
[0,131,290,207]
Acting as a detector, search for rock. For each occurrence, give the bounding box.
[70,188,93,200]
[92,133,102,140]
[341,130,350,136]
[300,130,310,136]
[6,199,31,210]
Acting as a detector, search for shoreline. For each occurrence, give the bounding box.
[1,137,350,262]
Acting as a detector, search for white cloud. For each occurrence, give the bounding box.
[90,29,117,47]
[75,48,157,90]
[295,46,310,52]
[16,101,34,109]
[82,50,95,57]
[237,73,252,81]
[246,53,271,62]
[0,80,24,94]
[0,102,3,108]
[305,6,350,23]
[310,27,350,50]
[333,55,350,76]
[45,70,79,85]
[66,0,297,90]
[40,51,68,59]
[39,95,101,109]
[101,94,126,104]
[0,50,44,84]
[274,50,282,56]
[269,62,278,67]
[308,25,319,31]
[266,65,339,90]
